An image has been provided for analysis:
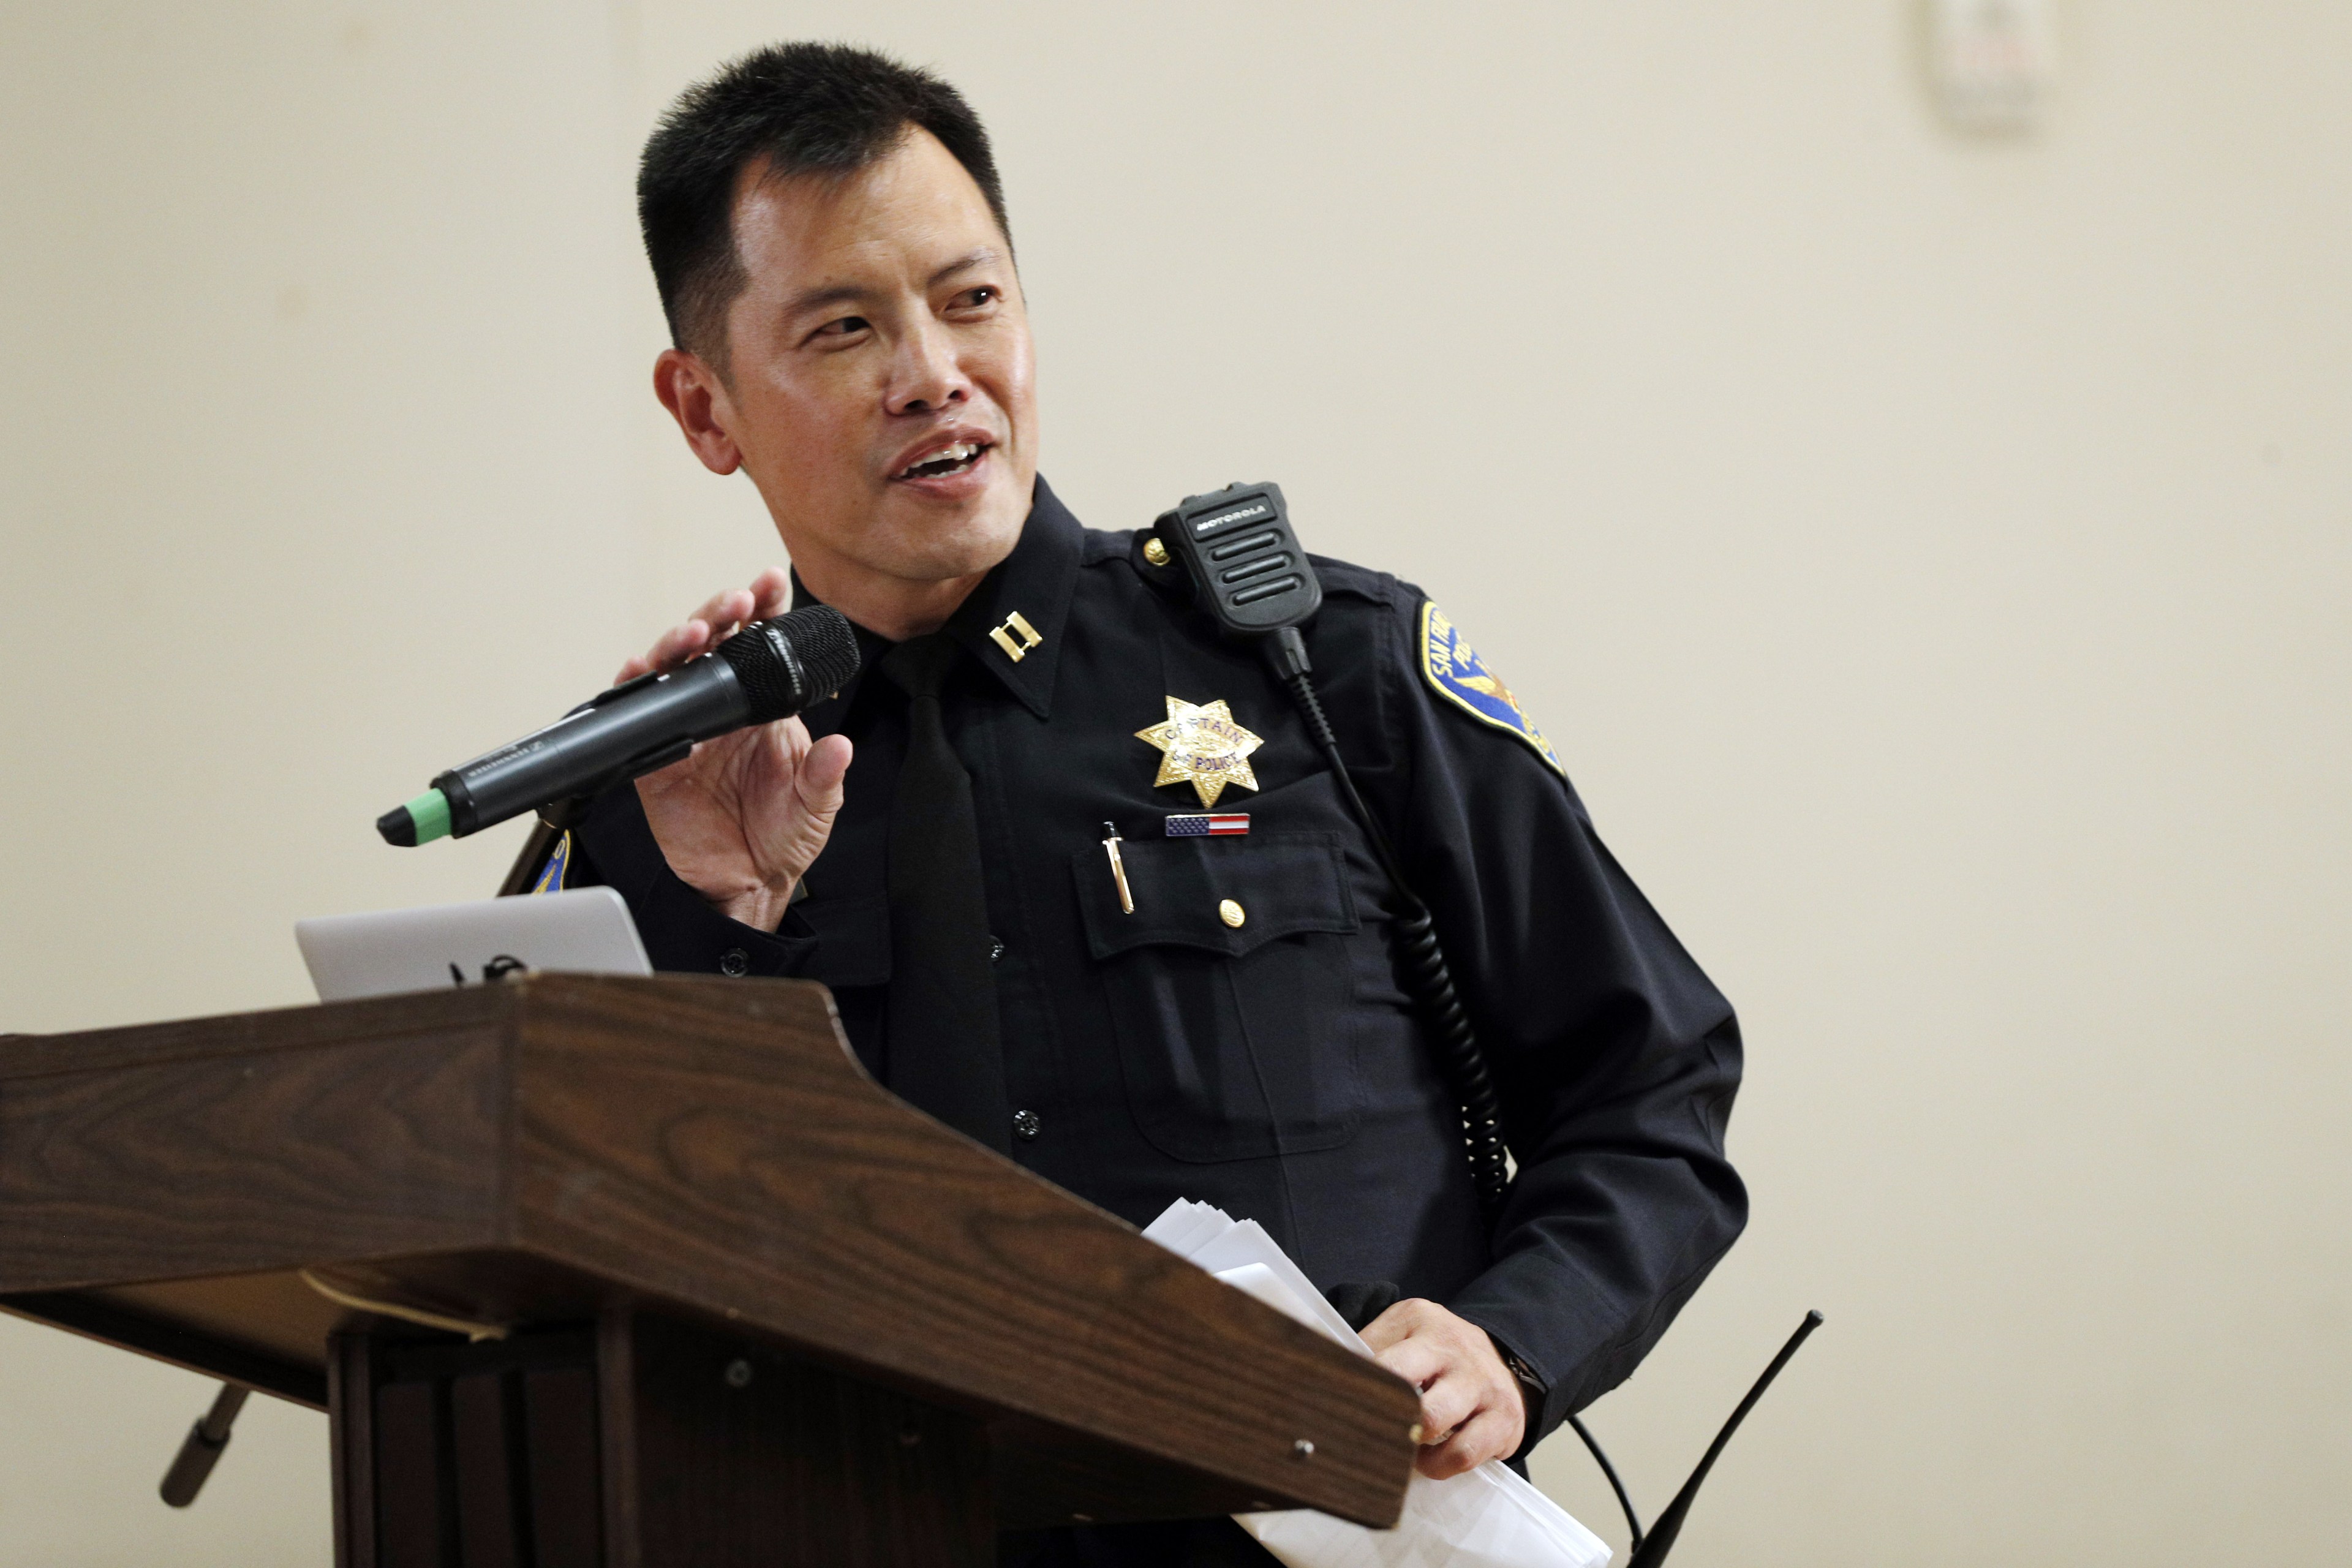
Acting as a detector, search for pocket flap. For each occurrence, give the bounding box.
[791,890,893,987]
[1071,833,1360,959]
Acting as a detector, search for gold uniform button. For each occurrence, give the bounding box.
[1219,898,1246,928]
[1143,537,1171,567]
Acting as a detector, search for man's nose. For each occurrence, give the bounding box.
[886,319,971,415]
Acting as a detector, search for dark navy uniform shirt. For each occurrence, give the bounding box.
[570,477,1746,1459]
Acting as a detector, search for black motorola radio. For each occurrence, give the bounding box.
[1151,481,1323,636]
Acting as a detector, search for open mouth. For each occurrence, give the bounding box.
[893,440,992,481]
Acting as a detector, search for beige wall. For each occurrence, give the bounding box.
[3,3,2345,1562]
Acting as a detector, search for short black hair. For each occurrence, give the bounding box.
[638,42,1009,366]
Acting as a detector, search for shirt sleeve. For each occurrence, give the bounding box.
[1333,586,1748,1448]
[564,784,821,979]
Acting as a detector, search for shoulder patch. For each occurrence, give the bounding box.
[1419,603,1566,776]
[527,831,571,895]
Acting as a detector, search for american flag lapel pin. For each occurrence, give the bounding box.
[1164,813,1250,838]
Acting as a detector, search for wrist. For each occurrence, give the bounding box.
[713,879,797,933]
[1490,1336,1544,1428]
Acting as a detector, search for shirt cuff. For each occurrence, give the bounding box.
[1457,1312,1555,1462]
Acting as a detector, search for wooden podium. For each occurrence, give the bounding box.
[0,975,1419,1566]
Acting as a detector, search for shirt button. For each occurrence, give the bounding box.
[989,937,1006,963]
[1011,1109,1042,1141]
[718,948,750,977]
[1218,899,1246,929]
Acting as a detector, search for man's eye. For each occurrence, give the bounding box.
[816,315,870,338]
[953,287,997,310]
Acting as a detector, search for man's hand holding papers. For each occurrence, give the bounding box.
[1361,1297,1528,1479]
[1143,1199,1611,1568]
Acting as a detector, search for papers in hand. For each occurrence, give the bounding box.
[1143,1199,1611,1568]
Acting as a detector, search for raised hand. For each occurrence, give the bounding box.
[620,568,854,932]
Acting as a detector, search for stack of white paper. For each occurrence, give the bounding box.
[1144,1199,1611,1568]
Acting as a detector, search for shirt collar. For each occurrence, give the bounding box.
[789,475,1082,722]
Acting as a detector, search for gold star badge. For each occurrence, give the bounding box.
[1134,696,1264,809]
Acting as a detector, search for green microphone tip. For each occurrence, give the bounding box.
[377,789,451,847]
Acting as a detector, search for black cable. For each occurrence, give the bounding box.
[1261,623,1666,1536]
[1626,1311,1825,1567]
[1568,1412,1645,1550]
[1261,628,1510,1222]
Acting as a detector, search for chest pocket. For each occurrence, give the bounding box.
[1071,833,1363,1162]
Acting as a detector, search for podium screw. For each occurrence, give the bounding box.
[724,1359,754,1389]
[1292,1439,1315,1458]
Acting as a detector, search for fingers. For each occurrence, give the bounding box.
[1414,1363,1485,1441]
[1416,1405,1521,1480]
[616,617,714,683]
[690,584,756,637]
[748,565,792,620]
[1371,1335,1450,1396]
[1363,1297,1527,1479]
[1360,1296,1439,1354]
[735,723,853,903]
[616,571,783,685]
[796,732,854,804]
[700,568,791,633]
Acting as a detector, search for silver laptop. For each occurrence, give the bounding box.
[296,887,654,1001]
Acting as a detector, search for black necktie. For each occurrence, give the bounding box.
[878,635,1011,1153]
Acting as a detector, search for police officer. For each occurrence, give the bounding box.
[562,42,1745,1567]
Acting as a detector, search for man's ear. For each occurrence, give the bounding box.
[653,347,744,476]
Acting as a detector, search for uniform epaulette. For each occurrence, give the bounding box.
[1078,526,1135,566]
[1300,552,1409,608]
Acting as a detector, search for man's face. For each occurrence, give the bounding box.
[706,129,1037,592]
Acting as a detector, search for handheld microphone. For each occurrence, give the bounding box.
[376,605,862,847]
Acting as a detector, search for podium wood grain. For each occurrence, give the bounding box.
[0,974,1419,1537]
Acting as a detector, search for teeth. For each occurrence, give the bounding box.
[901,441,981,478]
